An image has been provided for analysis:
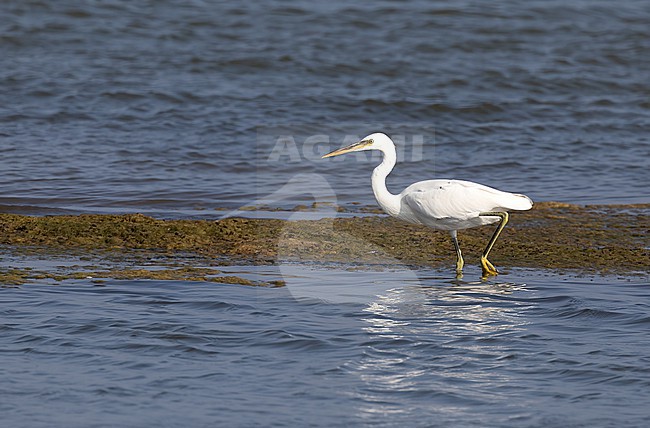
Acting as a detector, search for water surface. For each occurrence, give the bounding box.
[2,268,649,427]
[2,2,649,426]
[1,0,649,216]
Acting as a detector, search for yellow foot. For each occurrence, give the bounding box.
[480,256,498,277]
[455,259,464,279]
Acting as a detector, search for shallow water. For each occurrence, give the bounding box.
[1,0,649,217]
[2,267,650,427]
[2,1,650,426]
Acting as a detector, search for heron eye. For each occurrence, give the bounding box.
[368,139,374,144]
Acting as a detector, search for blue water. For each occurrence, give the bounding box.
[1,0,649,218]
[1,1,650,426]
[2,267,650,427]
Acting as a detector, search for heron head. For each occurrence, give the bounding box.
[321,133,392,158]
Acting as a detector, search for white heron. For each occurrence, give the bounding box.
[322,132,533,278]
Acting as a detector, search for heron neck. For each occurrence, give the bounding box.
[371,146,401,217]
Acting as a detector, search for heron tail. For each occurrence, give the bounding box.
[502,193,533,211]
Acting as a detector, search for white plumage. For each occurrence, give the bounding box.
[400,179,532,230]
[322,132,533,278]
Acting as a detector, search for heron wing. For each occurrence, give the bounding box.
[401,179,531,221]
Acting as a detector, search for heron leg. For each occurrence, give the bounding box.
[478,211,509,277]
[450,230,464,278]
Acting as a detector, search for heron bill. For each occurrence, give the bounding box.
[322,139,374,158]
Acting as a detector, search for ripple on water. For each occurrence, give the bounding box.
[1,270,650,426]
[1,1,649,212]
